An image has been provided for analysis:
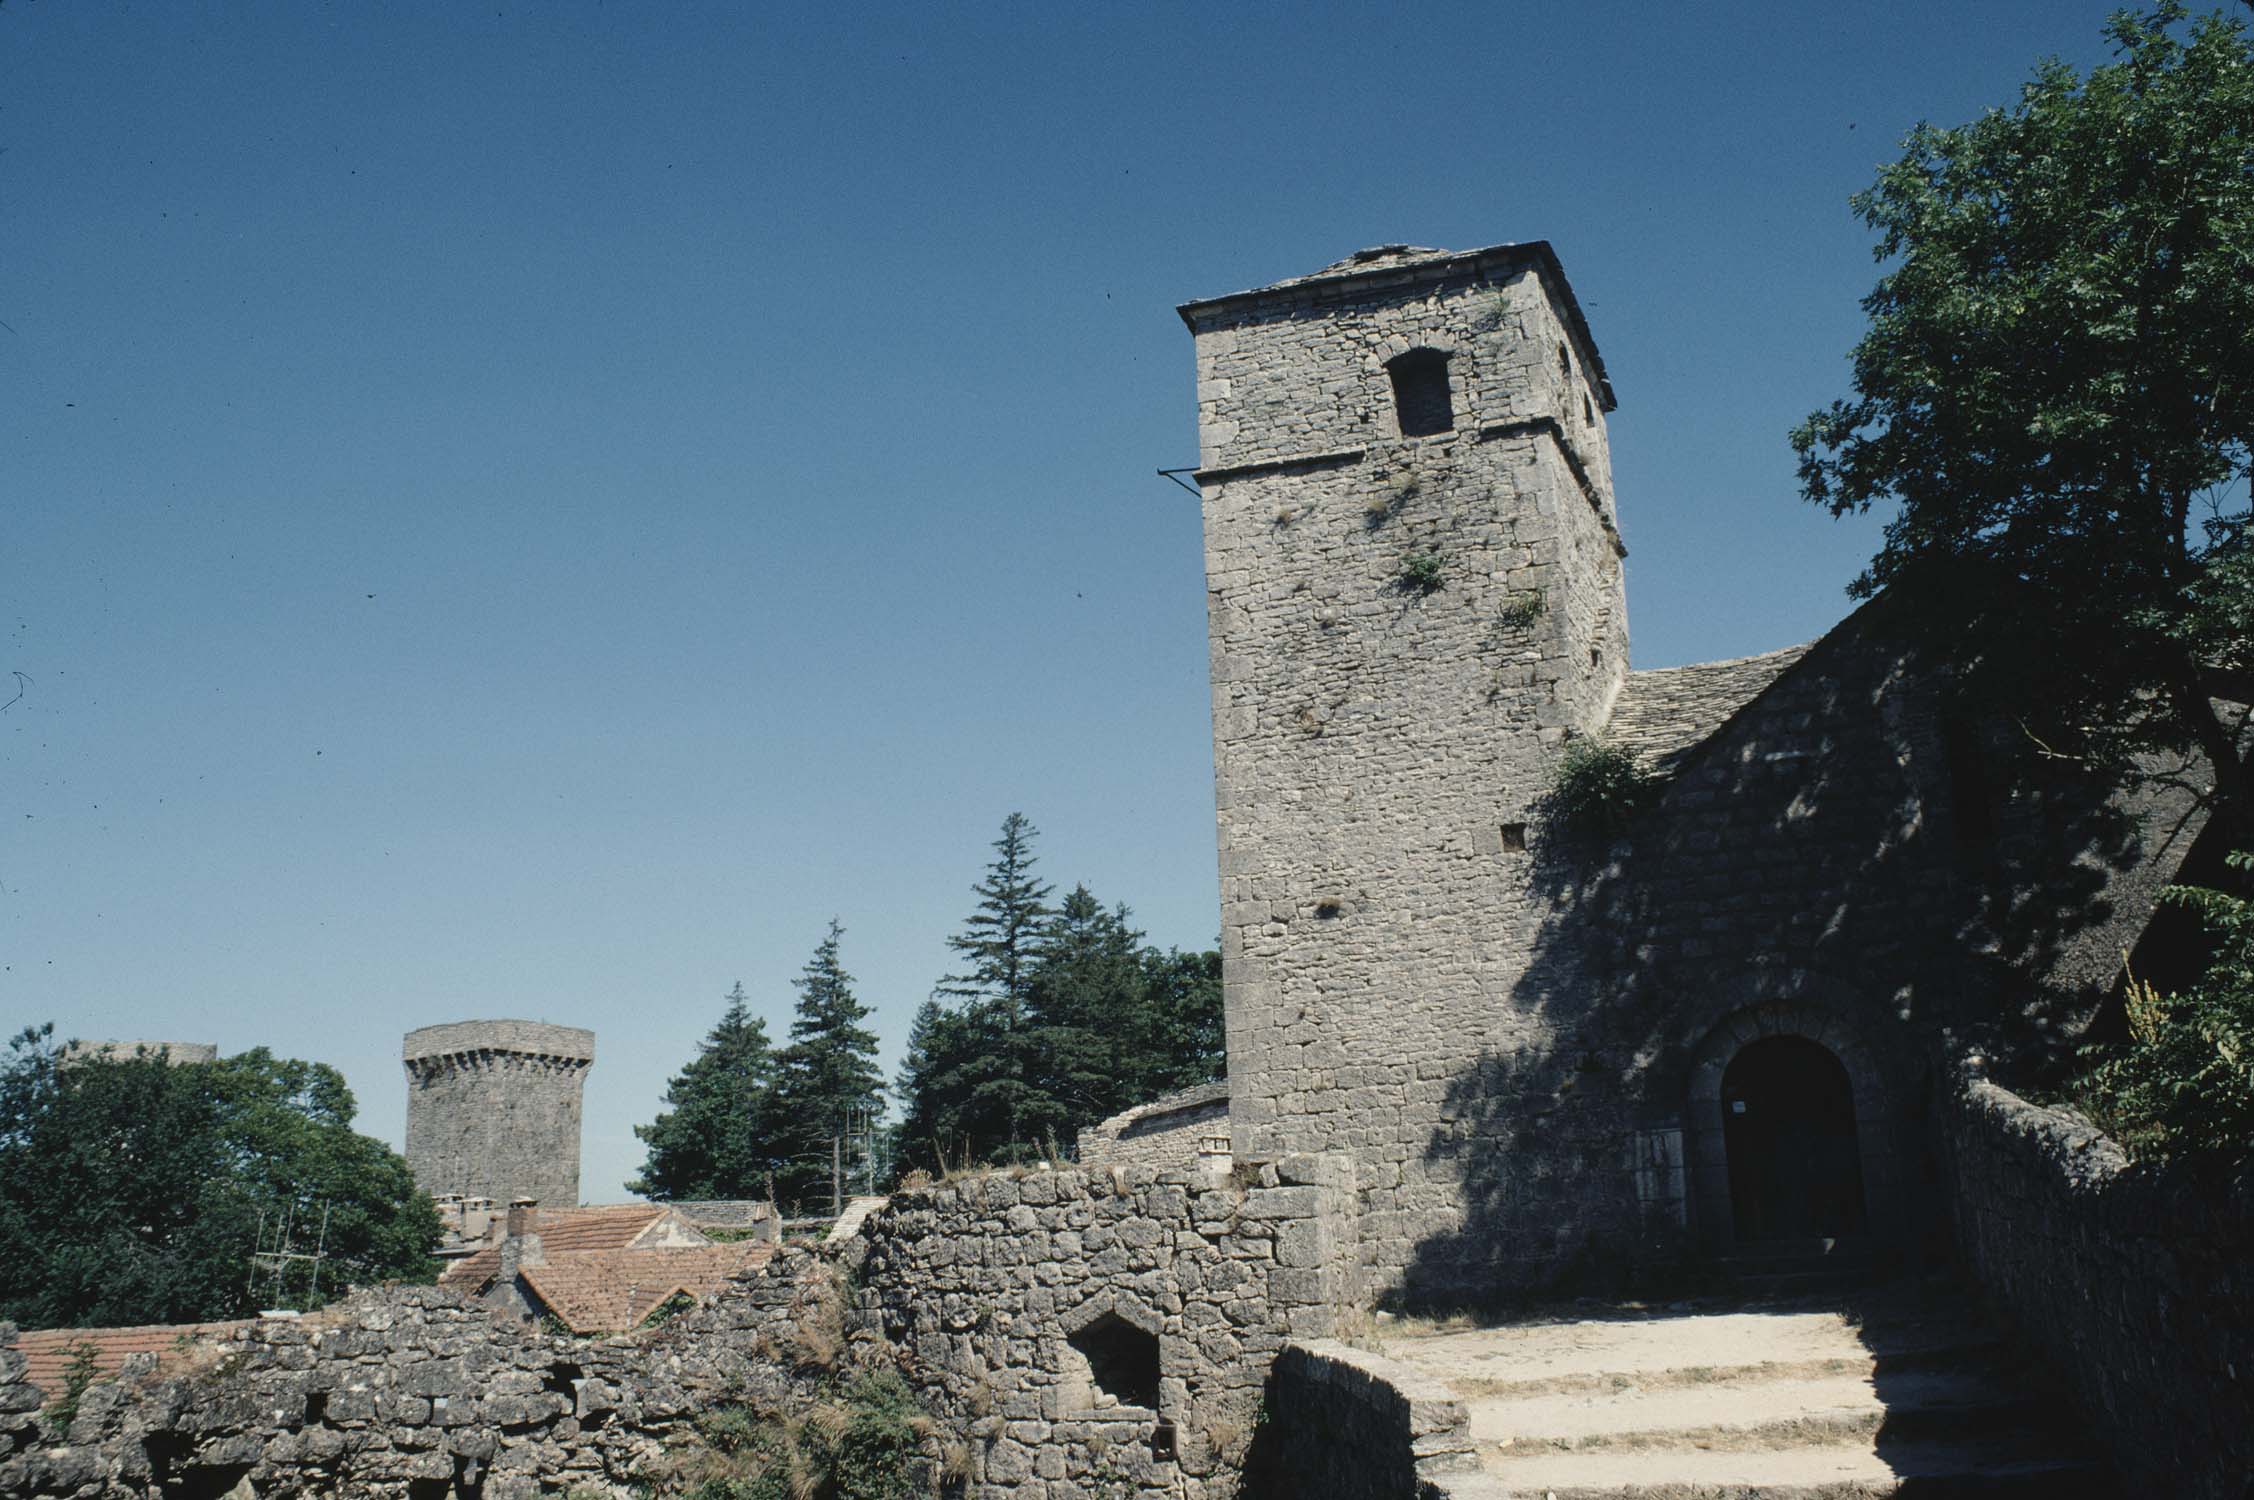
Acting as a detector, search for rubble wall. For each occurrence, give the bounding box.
[856,1154,1358,1498]
[1941,1061,2254,1500]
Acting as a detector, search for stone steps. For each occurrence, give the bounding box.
[1382,1280,2112,1499]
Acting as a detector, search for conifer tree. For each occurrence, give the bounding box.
[1022,886,1149,1142]
[767,921,885,1212]
[928,813,1054,1163]
[629,982,777,1201]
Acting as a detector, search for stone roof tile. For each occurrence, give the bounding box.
[1604,643,1815,772]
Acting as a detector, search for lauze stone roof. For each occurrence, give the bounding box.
[1603,643,1815,772]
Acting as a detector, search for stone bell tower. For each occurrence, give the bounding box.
[1179,243,1626,1286]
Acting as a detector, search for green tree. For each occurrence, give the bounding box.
[1133,943,1227,1098]
[767,921,885,1213]
[891,997,971,1174]
[629,981,779,1201]
[0,1027,439,1329]
[1021,886,1150,1144]
[928,813,1054,1164]
[1793,3,2254,834]
[2080,850,2254,1171]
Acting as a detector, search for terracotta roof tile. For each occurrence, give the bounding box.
[439,1203,688,1287]
[13,1321,252,1399]
[519,1243,775,1334]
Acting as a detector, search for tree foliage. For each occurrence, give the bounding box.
[0,1027,439,1329]
[894,816,1225,1174]
[767,921,885,1214]
[1793,3,2254,831]
[2079,850,2254,1171]
[630,982,779,1202]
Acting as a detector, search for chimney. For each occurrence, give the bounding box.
[498,1198,544,1283]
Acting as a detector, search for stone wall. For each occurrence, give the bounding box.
[1245,1342,1476,1500]
[0,1256,828,1499]
[855,1153,1358,1498]
[1075,1082,1231,1172]
[402,1021,595,1210]
[1187,247,1630,1304]
[1940,1058,2254,1500]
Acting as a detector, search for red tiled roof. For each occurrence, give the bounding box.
[440,1203,684,1287]
[519,1242,775,1334]
[13,1321,252,1399]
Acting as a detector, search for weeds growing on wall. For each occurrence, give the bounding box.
[1496,590,1545,630]
[1395,552,1447,596]
[1537,739,1660,843]
[41,1341,100,1435]
[685,1369,927,1500]
[2075,852,2254,1175]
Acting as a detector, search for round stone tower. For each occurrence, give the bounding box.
[402,1020,595,1209]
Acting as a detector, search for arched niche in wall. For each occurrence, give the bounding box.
[1055,1292,1166,1417]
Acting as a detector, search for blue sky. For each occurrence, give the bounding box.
[2,0,2151,1200]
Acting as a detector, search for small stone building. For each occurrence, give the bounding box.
[1178,242,2210,1304]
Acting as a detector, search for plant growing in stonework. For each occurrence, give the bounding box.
[1497,590,1545,630]
[1538,738,1661,843]
[42,1341,100,1435]
[684,1369,926,1500]
[2075,851,2254,1174]
[1396,551,1447,595]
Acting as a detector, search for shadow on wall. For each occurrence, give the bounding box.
[1399,604,2170,1308]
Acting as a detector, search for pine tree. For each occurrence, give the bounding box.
[930,813,1054,1164]
[1022,886,1149,1144]
[767,921,885,1213]
[629,982,778,1201]
[892,998,969,1175]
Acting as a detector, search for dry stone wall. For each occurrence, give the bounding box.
[854,1154,1357,1499]
[0,1258,835,1500]
[1940,1058,2254,1500]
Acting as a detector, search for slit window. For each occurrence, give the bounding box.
[1387,349,1454,437]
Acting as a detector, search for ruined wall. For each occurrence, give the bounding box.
[0,1260,825,1500]
[856,1154,1358,1498]
[1245,1342,1476,1500]
[1075,1081,1230,1171]
[1940,1059,2254,1500]
[403,1021,594,1210]
[1187,247,1628,1303]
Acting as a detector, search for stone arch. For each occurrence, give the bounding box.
[1681,974,1910,1258]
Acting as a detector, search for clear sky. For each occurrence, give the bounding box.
[2,0,2151,1201]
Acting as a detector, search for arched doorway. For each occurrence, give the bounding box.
[1721,1036,1866,1243]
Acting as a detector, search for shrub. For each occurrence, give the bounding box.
[1539,739,1659,842]
[2076,852,2254,1174]
[687,1370,925,1500]
[1396,552,1446,595]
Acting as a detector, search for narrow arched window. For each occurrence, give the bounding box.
[1386,349,1454,437]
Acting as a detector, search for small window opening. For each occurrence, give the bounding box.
[1500,823,1528,853]
[1314,900,1344,920]
[1386,349,1454,437]
[1152,1421,1178,1461]
[1583,393,1595,426]
[1558,343,1571,379]
[1067,1313,1161,1411]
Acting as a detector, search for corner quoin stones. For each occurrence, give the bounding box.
[402,1020,594,1211]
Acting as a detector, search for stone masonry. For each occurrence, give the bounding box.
[1182,243,1629,1297]
[403,1021,595,1211]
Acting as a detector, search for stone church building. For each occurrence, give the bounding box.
[1173,241,2209,1304]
